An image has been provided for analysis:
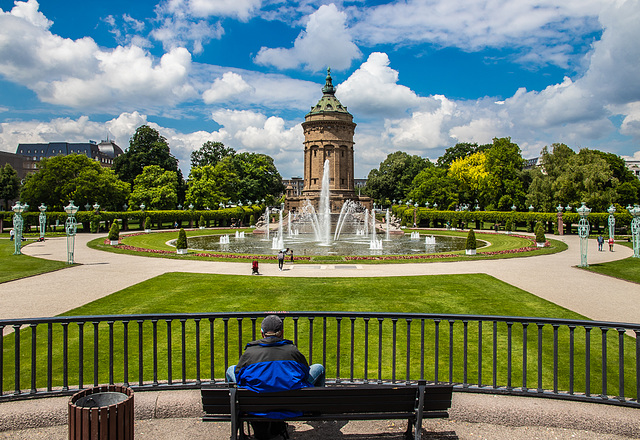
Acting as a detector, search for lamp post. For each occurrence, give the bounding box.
[12,201,27,255]
[139,203,145,212]
[38,203,47,242]
[628,204,640,258]
[93,202,100,213]
[64,200,79,264]
[607,204,616,242]
[577,202,591,267]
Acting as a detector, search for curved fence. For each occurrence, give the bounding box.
[1,312,639,407]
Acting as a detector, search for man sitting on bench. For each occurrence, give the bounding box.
[226,315,325,439]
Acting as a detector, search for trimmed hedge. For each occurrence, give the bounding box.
[466,229,477,250]
[390,206,633,234]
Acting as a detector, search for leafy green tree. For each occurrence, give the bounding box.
[128,165,178,210]
[0,164,21,210]
[616,181,640,206]
[484,137,525,210]
[190,141,236,169]
[407,167,458,208]
[525,168,554,212]
[113,125,180,186]
[553,149,617,211]
[20,154,130,211]
[218,152,284,202]
[365,151,431,203]
[185,164,236,209]
[448,152,490,206]
[436,142,487,168]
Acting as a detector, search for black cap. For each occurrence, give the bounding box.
[261,315,283,335]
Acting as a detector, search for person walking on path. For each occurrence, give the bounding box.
[597,235,604,251]
[277,249,285,270]
[608,237,615,251]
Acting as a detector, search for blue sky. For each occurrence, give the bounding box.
[0,0,639,179]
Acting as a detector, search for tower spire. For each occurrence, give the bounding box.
[322,67,335,95]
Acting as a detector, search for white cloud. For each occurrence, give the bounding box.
[7,0,51,29]
[337,52,423,117]
[151,15,223,54]
[203,72,254,104]
[0,3,195,110]
[187,0,261,20]
[255,3,360,71]
[352,0,604,68]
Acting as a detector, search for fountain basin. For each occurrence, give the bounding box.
[175,233,470,256]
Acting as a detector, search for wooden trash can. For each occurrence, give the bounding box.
[69,385,134,439]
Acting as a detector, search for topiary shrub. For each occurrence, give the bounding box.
[466,228,477,250]
[249,215,255,226]
[90,215,101,233]
[505,218,513,233]
[144,216,152,230]
[535,222,546,243]
[176,228,188,250]
[108,221,120,242]
[199,215,205,228]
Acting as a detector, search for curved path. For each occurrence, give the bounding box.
[2,231,636,324]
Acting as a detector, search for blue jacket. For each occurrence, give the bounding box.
[235,336,311,418]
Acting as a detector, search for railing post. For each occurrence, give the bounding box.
[363,317,369,383]
[522,322,528,391]
[30,323,37,394]
[507,322,513,391]
[463,320,468,388]
[601,326,609,399]
[78,322,84,390]
[617,328,625,402]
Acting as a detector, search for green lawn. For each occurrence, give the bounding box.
[4,273,635,400]
[0,239,69,283]
[582,243,640,284]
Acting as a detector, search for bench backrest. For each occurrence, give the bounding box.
[202,384,453,416]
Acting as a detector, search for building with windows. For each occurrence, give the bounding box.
[285,69,371,212]
[0,151,28,179]
[16,140,123,175]
[626,159,640,180]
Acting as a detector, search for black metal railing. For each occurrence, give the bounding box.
[1,312,639,407]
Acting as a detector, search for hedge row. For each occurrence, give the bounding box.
[392,206,635,233]
[1,206,264,231]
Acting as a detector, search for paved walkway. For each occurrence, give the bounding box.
[1,231,639,439]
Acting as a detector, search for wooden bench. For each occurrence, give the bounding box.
[201,381,453,440]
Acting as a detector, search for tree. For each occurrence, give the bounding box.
[365,152,431,203]
[484,137,525,210]
[128,165,178,210]
[190,141,235,169]
[218,152,284,202]
[553,149,617,211]
[20,154,130,211]
[0,164,20,210]
[436,142,487,168]
[407,167,459,209]
[185,164,237,209]
[113,125,180,186]
[448,152,489,206]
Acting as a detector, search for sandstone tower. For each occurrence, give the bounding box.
[286,69,371,212]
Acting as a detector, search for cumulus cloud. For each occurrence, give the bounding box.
[352,0,603,68]
[203,72,254,104]
[0,2,195,111]
[187,0,261,20]
[255,3,360,71]
[337,52,423,117]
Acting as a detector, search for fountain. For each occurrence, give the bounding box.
[264,207,270,239]
[212,159,466,255]
[235,231,245,239]
[425,235,436,245]
[386,209,391,240]
[369,209,382,250]
[220,235,230,244]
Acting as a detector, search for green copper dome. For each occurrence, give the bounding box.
[307,68,351,116]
